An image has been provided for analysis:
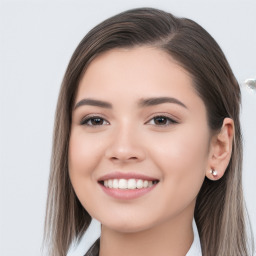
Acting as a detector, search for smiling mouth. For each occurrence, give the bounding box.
[99,178,159,190]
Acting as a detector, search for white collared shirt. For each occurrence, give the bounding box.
[186,220,202,256]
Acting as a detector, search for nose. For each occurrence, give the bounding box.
[105,124,146,164]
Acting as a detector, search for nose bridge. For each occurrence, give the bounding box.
[105,119,145,162]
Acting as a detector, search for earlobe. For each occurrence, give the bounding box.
[206,118,234,180]
[207,168,219,180]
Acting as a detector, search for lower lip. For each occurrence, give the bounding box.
[99,183,158,200]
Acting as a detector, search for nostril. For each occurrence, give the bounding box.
[110,156,138,162]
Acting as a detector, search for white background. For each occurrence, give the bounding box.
[0,0,255,255]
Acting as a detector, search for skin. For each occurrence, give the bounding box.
[69,47,234,256]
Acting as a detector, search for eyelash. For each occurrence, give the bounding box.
[80,114,178,127]
[147,115,178,126]
[80,115,110,126]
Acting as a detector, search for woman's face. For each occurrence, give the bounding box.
[69,47,212,233]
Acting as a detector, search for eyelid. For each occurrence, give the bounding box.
[145,113,179,126]
[80,114,110,126]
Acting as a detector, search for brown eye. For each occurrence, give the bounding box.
[147,115,178,126]
[154,116,168,125]
[90,118,104,125]
[81,116,109,126]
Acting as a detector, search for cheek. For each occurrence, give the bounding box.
[69,130,103,176]
[151,125,209,169]
[150,126,209,205]
[68,130,105,208]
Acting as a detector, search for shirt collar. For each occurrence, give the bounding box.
[186,219,202,256]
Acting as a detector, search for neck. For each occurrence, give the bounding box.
[99,213,194,256]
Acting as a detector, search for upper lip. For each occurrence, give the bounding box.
[98,172,159,181]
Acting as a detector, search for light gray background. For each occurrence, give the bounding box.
[0,0,255,255]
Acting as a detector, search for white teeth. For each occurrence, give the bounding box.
[143,180,149,188]
[113,179,118,189]
[108,179,113,188]
[118,179,128,189]
[136,179,143,189]
[103,178,158,189]
[128,179,136,189]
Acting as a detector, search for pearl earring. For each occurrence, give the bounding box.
[210,169,218,177]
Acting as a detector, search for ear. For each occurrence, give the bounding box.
[206,118,234,180]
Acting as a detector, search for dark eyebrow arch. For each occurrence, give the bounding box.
[74,98,112,110]
[74,96,187,110]
[138,97,188,109]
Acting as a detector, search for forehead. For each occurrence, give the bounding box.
[76,46,202,110]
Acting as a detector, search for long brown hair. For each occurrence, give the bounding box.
[43,7,254,256]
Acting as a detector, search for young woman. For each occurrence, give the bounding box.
[44,7,254,256]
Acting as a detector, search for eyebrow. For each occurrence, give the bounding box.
[74,97,187,110]
[138,97,187,109]
[74,99,112,110]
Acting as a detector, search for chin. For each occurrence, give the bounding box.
[97,214,157,233]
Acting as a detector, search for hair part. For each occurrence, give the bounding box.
[43,7,254,256]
